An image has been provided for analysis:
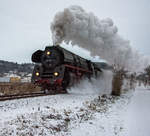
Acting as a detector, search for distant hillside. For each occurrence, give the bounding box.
[0,60,34,76]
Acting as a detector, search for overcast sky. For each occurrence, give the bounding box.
[0,0,149,63]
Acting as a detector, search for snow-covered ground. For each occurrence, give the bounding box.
[0,82,150,136]
[123,86,150,136]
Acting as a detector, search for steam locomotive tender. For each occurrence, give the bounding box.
[31,45,110,94]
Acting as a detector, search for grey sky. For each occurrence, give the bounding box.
[0,0,149,63]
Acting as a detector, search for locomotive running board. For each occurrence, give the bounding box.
[64,64,92,73]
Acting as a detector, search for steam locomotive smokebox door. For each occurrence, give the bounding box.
[41,46,64,69]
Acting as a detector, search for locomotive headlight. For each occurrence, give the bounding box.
[35,72,40,76]
[46,51,51,55]
[54,72,59,76]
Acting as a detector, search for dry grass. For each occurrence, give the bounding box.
[0,82,41,95]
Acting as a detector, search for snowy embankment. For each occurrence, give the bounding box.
[123,86,150,136]
[0,82,150,136]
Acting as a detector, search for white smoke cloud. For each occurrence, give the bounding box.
[51,5,150,72]
[68,70,113,95]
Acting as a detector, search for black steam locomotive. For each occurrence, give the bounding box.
[31,45,111,94]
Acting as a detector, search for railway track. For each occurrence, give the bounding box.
[0,82,67,101]
[0,92,46,101]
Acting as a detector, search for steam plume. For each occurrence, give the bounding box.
[51,5,149,71]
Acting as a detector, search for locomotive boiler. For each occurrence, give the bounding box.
[31,45,112,94]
